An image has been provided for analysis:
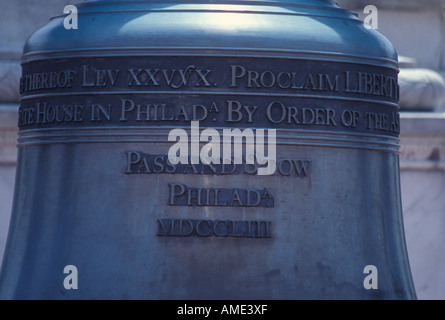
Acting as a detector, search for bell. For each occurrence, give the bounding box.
[0,0,416,299]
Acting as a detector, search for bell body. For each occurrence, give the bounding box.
[0,0,416,299]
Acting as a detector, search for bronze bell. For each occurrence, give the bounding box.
[0,0,416,299]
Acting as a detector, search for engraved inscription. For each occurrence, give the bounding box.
[230,65,340,92]
[119,98,208,122]
[20,56,400,104]
[126,65,214,88]
[20,60,399,101]
[18,98,400,135]
[125,152,311,177]
[82,65,120,87]
[19,56,401,138]
[20,70,77,92]
[229,65,398,99]
[344,71,398,98]
[157,219,272,238]
[168,183,274,207]
[18,55,401,243]
[19,102,85,125]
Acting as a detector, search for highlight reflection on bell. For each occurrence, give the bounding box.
[0,0,417,299]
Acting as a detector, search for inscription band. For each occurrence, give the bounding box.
[19,90,400,109]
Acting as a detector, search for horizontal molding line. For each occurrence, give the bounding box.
[17,125,401,140]
[52,8,359,20]
[21,48,399,70]
[17,126,400,153]
[19,90,400,108]
[73,0,354,13]
[63,1,353,16]
[16,138,401,154]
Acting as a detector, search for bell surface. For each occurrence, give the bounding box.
[0,0,417,299]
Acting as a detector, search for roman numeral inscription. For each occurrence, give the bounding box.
[127,65,214,88]
[157,219,272,238]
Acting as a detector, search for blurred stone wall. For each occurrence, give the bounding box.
[339,0,445,72]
